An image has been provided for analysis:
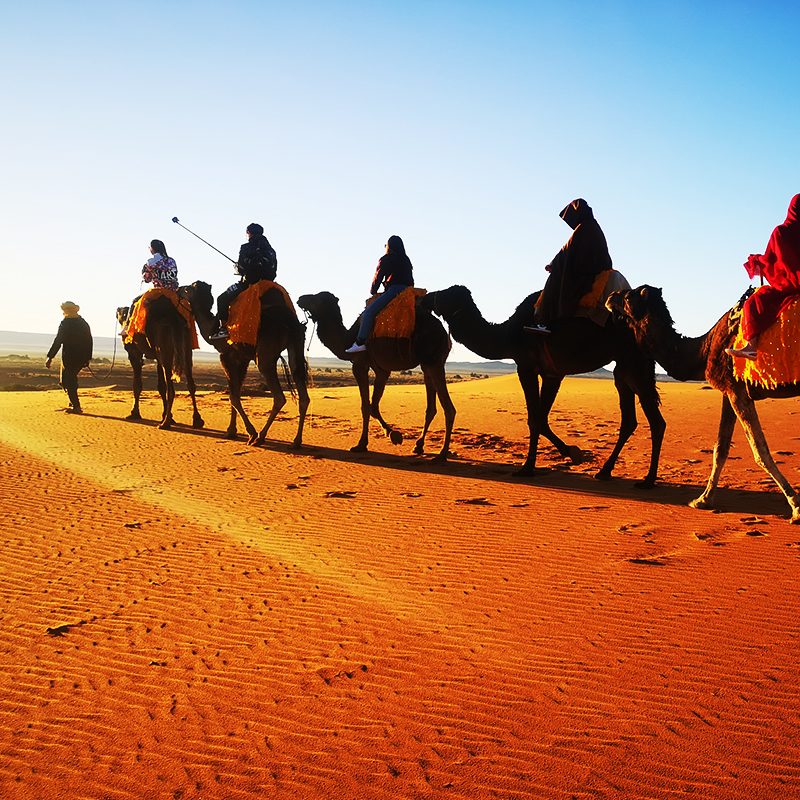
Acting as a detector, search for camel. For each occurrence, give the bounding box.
[296,291,455,460]
[606,284,800,522]
[116,293,204,430]
[181,281,309,448]
[419,286,665,486]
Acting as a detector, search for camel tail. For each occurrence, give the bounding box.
[171,333,187,381]
[279,355,297,400]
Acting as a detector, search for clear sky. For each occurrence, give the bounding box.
[1,0,798,361]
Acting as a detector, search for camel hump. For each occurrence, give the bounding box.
[370,287,427,340]
[731,294,800,388]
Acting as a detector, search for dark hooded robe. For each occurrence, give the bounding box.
[536,199,613,324]
[741,194,800,340]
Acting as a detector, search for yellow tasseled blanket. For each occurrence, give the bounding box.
[731,297,800,388]
[368,287,427,339]
[226,281,297,346]
[124,288,199,350]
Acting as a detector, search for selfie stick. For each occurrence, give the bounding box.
[171,217,236,263]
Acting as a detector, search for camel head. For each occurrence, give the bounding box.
[297,291,342,323]
[183,281,215,316]
[606,285,674,330]
[418,285,473,320]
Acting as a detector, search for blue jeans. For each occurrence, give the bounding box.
[356,285,408,343]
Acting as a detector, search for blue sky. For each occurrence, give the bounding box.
[1,0,798,361]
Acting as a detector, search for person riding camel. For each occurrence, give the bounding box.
[345,235,414,355]
[211,223,277,340]
[726,193,800,360]
[525,198,613,334]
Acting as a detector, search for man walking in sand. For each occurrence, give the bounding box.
[46,301,93,414]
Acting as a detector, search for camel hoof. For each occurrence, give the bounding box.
[224,430,239,440]
[432,452,449,463]
[288,441,303,451]
[413,441,425,455]
[389,430,403,446]
[566,446,584,465]
[193,416,205,429]
[689,496,712,510]
[513,466,536,478]
[633,479,656,490]
[249,435,264,447]
[126,411,141,421]
[350,444,368,453]
[158,421,172,430]
[594,469,613,482]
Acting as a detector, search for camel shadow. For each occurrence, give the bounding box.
[289,439,796,521]
[77,412,795,521]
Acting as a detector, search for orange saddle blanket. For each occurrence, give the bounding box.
[731,296,800,388]
[124,288,199,350]
[227,281,297,346]
[368,287,427,339]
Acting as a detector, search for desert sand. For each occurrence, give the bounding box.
[1,372,800,799]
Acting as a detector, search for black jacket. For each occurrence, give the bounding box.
[236,234,277,284]
[47,316,93,371]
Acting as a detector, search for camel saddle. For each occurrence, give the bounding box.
[125,288,199,349]
[227,280,297,346]
[367,287,428,339]
[731,296,800,389]
[535,270,631,326]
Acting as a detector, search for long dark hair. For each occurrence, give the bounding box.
[150,239,168,257]
[387,235,406,256]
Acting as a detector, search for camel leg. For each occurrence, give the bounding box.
[224,357,256,441]
[287,343,309,450]
[126,349,143,421]
[368,368,402,446]
[594,369,638,482]
[426,365,456,462]
[632,382,665,489]
[184,349,205,429]
[700,391,800,522]
[413,372,438,456]
[538,376,584,464]
[515,365,543,477]
[351,361,373,452]
[690,394,736,511]
[251,360,287,446]
[156,361,175,430]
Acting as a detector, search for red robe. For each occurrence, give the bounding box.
[742,194,800,340]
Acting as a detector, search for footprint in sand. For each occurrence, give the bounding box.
[325,490,357,499]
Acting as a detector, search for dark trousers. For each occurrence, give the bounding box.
[217,282,248,323]
[61,366,81,410]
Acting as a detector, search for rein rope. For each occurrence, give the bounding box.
[84,313,122,381]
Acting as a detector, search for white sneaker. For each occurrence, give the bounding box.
[344,342,367,355]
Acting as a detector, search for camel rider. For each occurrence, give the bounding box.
[525,198,613,334]
[142,239,178,290]
[211,223,277,340]
[122,239,179,336]
[726,193,800,360]
[345,235,414,355]
[46,301,93,414]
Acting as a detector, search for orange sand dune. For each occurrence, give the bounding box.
[1,375,800,798]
